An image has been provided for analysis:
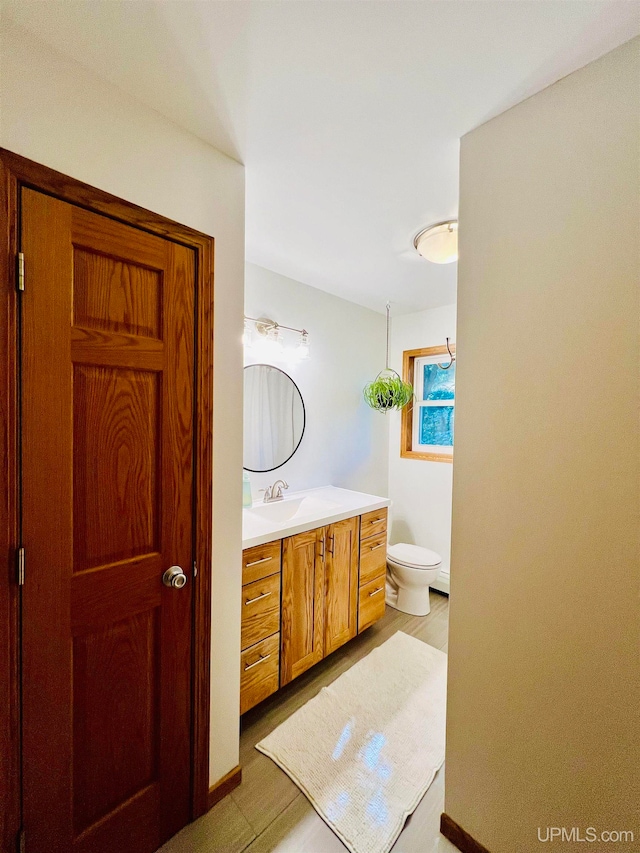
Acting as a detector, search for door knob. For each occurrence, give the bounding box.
[163,566,188,589]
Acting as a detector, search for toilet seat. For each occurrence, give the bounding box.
[387,542,441,569]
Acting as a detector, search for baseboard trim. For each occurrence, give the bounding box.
[207,765,242,810]
[440,813,491,853]
[430,573,450,595]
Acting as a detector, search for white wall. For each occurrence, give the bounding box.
[244,263,389,499]
[447,38,639,852]
[388,304,456,589]
[0,21,245,787]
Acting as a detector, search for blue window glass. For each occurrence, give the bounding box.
[419,405,454,446]
[423,362,455,400]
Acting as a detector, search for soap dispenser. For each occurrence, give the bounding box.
[242,471,252,508]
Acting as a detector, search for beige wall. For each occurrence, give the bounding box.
[447,38,639,852]
[0,21,245,786]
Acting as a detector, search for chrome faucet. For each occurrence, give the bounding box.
[262,479,289,503]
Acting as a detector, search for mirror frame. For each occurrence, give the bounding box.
[243,363,306,473]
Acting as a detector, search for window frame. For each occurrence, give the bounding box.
[400,344,455,463]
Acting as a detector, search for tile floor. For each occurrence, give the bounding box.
[160,590,457,853]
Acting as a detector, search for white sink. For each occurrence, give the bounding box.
[242,486,391,549]
[246,495,341,523]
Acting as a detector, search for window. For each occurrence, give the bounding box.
[400,345,455,462]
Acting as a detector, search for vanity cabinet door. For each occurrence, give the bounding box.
[281,528,325,686]
[324,517,359,656]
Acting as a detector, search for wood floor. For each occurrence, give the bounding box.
[160,591,457,853]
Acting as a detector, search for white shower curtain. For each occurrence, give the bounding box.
[244,366,303,470]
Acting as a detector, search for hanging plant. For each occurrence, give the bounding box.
[364,369,413,411]
[364,303,413,412]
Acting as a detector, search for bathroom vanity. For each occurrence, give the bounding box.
[240,487,390,714]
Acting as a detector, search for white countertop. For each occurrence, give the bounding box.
[242,485,391,549]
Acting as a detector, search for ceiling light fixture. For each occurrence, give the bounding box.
[413,220,458,264]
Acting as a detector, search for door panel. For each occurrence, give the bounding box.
[21,189,195,853]
[280,529,324,685]
[73,365,160,570]
[324,517,359,656]
[72,609,159,834]
[73,248,162,338]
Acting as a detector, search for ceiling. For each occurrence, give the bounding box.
[2,1,638,313]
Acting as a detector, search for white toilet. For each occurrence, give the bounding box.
[385,543,442,616]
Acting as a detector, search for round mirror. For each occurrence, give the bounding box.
[243,364,306,472]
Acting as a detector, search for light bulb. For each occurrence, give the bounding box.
[295,331,310,360]
[252,327,284,361]
[242,320,253,349]
[269,328,284,354]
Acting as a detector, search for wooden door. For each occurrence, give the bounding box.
[324,517,359,656]
[21,189,195,853]
[280,528,325,686]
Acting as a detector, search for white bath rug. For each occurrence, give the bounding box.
[256,631,447,853]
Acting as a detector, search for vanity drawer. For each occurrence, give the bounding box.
[242,540,281,585]
[240,633,280,715]
[358,574,386,633]
[359,530,387,586]
[241,573,281,651]
[360,508,388,541]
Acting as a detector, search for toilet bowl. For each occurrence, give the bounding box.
[385,543,442,616]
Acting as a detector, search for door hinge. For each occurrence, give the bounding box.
[17,252,25,292]
[17,828,25,853]
[193,560,198,579]
[16,547,25,586]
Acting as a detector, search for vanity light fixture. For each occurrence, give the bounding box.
[244,316,310,361]
[413,220,458,264]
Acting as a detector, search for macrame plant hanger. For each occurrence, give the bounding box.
[363,302,413,412]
